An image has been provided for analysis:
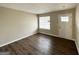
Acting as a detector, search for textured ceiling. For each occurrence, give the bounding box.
[0,3,77,14]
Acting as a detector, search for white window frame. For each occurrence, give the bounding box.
[61,16,69,22]
[39,16,50,30]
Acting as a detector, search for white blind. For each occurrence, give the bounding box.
[39,16,50,29]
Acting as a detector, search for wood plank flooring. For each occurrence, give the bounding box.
[0,33,78,55]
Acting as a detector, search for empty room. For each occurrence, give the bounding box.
[0,3,79,55]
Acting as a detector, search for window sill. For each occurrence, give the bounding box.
[39,28,50,30]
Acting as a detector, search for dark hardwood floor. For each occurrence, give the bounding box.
[0,33,78,55]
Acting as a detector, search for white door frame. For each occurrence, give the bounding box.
[58,13,72,39]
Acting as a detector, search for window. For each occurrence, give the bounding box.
[61,16,69,22]
[39,16,50,29]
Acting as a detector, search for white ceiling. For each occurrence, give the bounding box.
[0,3,77,14]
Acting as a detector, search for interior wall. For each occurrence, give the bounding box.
[0,7,38,47]
[75,5,79,53]
[38,8,76,41]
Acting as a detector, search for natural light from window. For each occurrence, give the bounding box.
[61,16,69,22]
[39,16,50,30]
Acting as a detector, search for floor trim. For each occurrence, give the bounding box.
[0,33,37,48]
[75,41,79,54]
[0,33,78,55]
[38,32,75,41]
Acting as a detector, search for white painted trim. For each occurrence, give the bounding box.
[39,32,75,41]
[0,32,37,48]
[58,13,73,40]
[40,32,78,53]
[75,41,79,54]
[40,31,79,54]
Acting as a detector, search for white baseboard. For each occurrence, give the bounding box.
[75,41,79,54]
[39,32,79,54]
[0,32,37,48]
[39,32,75,41]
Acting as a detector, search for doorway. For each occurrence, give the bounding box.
[58,13,72,39]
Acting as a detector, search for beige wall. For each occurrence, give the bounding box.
[75,5,79,53]
[0,7,38,47]
[38,8,75,40]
